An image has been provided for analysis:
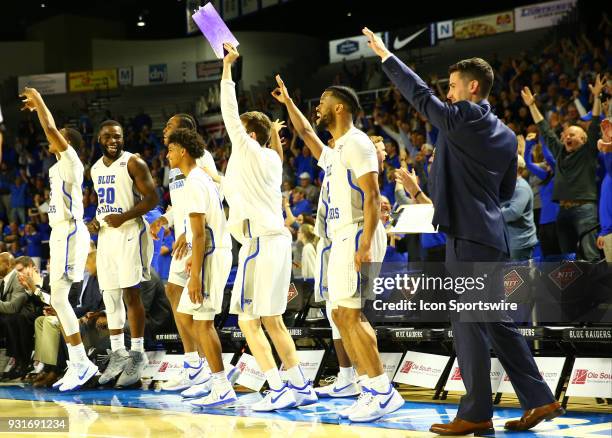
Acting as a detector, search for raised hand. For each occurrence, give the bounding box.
[521,87,536,106]
[362,27,391,60]
[223,42,239,65]
[19,87,41,112]
[271,119,286,133]
[271,75,291,105]
[589,73,606,97]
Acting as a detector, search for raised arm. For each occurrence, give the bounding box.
[521,86,544,124]
[363,27,472,133]
[20,88,69,153]
[269,119,285,162]
[271,75,325,160]
[220,43,261,157]
[523,134,549,181]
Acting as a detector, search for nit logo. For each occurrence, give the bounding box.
[571,369,588,385]
[504,270,524,297]
[400,361,415,374]
[450,367,462,381]
[287,283,299,303]
[548,262,583,290]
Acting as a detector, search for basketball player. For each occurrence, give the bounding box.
[20,88,96,391]
[149,114,218,392]
[221,43,317,411]
[89,120,158,387]
[272,75,402,422]
[164,128,235,407]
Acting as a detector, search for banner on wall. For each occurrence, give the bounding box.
[514,0,577,32]
[148,64,167,84]
[18,73,67,95]
[118,67,133,86]
[454,11,514,40]
[436,20,454,40]
[328,32,383,63]
[387,24,435,51]
[196,60,223,80]
[69,69,117,92]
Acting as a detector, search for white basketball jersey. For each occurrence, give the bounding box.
[168,150,217,237]
[91,151,139,226]
[48,147,85,226]
[323,127,378,238]
[314,172,330,240]
[184,167,231,253]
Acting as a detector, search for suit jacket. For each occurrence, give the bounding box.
[382,55,517,253]
[0,270,28,314]
[68,274,104,318]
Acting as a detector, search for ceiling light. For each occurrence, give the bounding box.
[137,16,146,27]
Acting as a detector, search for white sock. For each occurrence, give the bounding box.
[286,364,306,387]
[368,373,390,393]
[131,337,144,353]
[68,343,88,363]
[212,370,229,390]
[110,334,125,352]
[264,368,283,390]
[339,366,355,382]
[184,351,200,366]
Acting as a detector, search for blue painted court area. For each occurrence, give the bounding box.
[1,386,611,437]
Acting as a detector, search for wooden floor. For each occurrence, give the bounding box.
[1,385,610,438]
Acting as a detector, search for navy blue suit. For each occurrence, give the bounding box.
[382,55,554,421]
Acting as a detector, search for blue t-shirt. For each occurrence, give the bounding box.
[25,233,43,257]
[291,199,313,217]
[144,208,164,274]
[157,232,174,281]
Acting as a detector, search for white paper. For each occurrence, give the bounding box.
[389,204,438,234]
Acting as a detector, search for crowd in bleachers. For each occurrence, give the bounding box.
[0,24,610,383]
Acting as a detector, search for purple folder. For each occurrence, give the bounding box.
[192,3,240,59]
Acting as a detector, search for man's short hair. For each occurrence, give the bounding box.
[240,111,272,146]
[14,256,34,268]
[448,58,494,99]
[97,120,122,136]
[324,85,362,116]
[174,113,197,131]
[166,128,205,159]
[62,128,83,149]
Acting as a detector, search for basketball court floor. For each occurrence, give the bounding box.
[1,385,610,437]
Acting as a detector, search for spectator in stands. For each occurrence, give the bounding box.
[522,133,560,257]
[502,155,539,261]
[522,77,603,261]
[298,172,318,204]
[23,223,43,270]
[290,187,313,217]
[9,176,28,224]
[597,116,612,261]
[291,143,316,183]
[297,224,317,280]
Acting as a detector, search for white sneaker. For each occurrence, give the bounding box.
[181,375,213,398]
[251,383,297,411]
[59,360,99,392]
[288,381,318,407]
[52,363,73,389]
[161,359,209,391]
[339,387,372,418]
[226,365,241,386]
[348,383,404,422]
[315,375,361,398]
[191,383,237,408]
